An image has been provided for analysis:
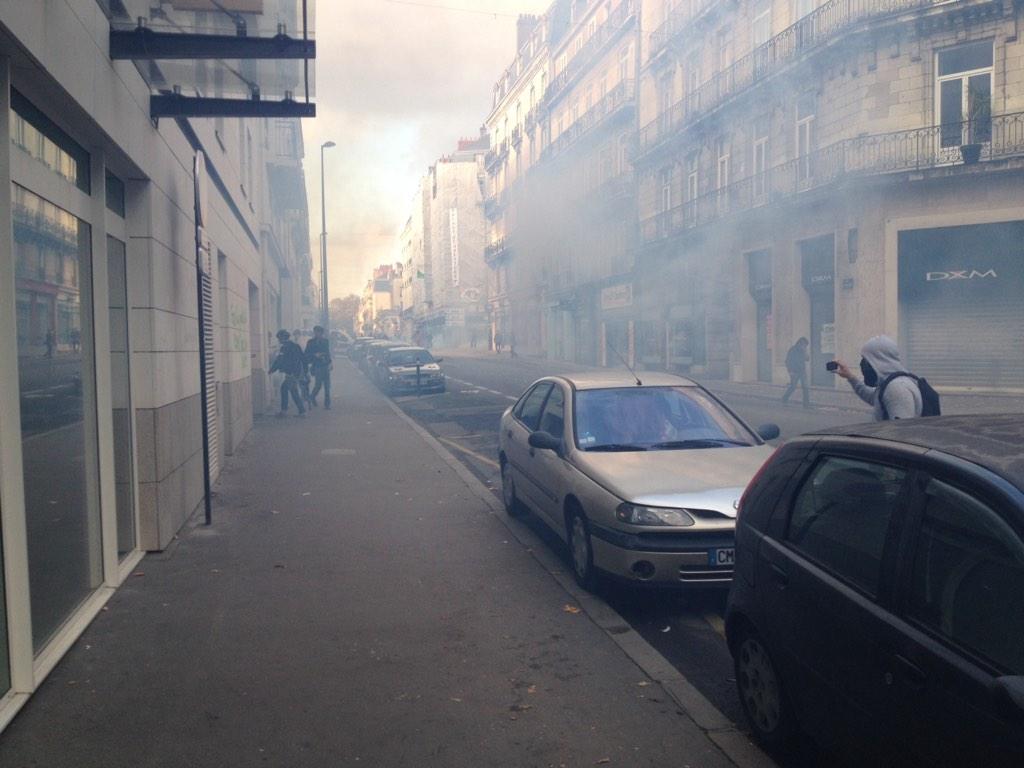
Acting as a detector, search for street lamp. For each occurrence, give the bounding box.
[320,140,336,329]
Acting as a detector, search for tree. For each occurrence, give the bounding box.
[330,295,361,334]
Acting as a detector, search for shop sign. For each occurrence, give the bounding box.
[601,283,633,310]
[925,269,997,281]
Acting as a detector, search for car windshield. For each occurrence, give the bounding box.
[389,350,434,366]
[574,387,754,451]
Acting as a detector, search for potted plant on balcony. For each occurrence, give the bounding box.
[960,90,990,165]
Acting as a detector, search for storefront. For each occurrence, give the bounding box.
[747,250,773,382]
[598,281,635,368]
[800,235,836,387]
[898,221,1024,391]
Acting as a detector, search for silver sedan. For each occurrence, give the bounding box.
[498,372,778,590]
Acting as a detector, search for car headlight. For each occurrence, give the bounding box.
[616,503,696,527]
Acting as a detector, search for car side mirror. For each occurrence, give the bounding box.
[757,423,781,441]
[528,430,562,452]
[993,676,1024,720]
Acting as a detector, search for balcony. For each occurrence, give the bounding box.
[544,0,638,107]
[541,80,636,164]
[637,0,949,161]
[485,140,510,172]
[648,0,721,59]
[640,111,1024,244]
[511,125,523,148]
[524,107,539,134]
[484,194,502,221]
[484,238,512,265]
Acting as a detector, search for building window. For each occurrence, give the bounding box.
[10,90,90,193]
[685,50,701,113]
[796,93,815,182]
[716,138,730,211]
[716,26,733,74]
[619,46,630,81]
[659,167,673,212]
[937,41,993,148]
[753,117,769,200]
[753,1,772,47]
[794,0,817,20]
[105,170,126,217]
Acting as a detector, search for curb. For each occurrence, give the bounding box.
[381,393,777,768]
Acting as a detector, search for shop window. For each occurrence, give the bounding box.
[13,184,102,651]
[937,41,993,148]
[10,89,90,193]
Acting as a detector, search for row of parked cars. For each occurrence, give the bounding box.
[348,337,446,396]
[497,371,1023,766]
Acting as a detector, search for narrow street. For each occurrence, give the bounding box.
[389,350,873,766]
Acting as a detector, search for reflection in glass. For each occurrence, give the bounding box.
[107,237,135,558]
[13,184,103,651]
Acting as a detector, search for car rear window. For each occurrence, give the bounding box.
[388,350,434,366]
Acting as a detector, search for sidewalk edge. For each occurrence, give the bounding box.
[381,395,775,768]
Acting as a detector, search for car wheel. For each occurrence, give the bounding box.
[500,458,524,517]
[735,628,794,751]
[567,506,598,591]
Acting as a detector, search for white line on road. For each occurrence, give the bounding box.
[448,376,517,401]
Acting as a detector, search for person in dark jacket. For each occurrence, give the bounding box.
[270,329,306,417]
[781,337,810,408]
[304,325,332,410]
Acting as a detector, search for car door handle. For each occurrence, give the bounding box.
[892,654,926,689]
[768,561,789,587]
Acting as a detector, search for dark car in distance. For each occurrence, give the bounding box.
[725,415,1024,767]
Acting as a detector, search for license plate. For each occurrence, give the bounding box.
[710,548,735,567]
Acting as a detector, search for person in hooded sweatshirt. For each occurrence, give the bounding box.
[833,335,923,420]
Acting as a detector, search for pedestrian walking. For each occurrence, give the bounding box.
[832,335,940,420]
[44,328,56,358]
[781,337,810,408]
[69,327,80,353]
[305,325,332,410]
[494,331,503,354]
[470,329,478,349]
[293,329,313,406]
[269,329,306,417]
[509,332,518,359]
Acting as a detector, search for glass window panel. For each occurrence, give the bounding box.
[538,386,565,437]
[938,41,993,77]
[10,90,90,193]
[515,383,552,431]
[13,184,102,651]
[908,480,1024,674]
[940,78,964,148]
[107,236,136,559]
[967,74,992,143]
[105,171,125,218]
[787,457,906,596]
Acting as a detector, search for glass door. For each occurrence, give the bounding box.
[107,236,135,559]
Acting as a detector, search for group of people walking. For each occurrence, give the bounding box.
[269,325,332,417]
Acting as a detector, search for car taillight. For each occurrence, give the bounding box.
[736,447,779,521]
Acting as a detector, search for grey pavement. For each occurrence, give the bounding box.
[0,360,742,768]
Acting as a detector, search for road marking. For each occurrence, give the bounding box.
[435,436,500,469]
[447,376,517,401]
[702,611,727,639]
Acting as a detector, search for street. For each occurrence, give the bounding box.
[389,350,875,767]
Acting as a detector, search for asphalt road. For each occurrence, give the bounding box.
[383,350,871,767]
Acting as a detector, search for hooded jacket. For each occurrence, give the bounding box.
[849,335,923,421]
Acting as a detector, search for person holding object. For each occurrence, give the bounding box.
[270,329,307,417]
[781,337,810,408]
[831,335,925,421]
[305,325,332,410]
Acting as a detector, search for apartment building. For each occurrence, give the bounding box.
[635,0,1024,389]
[484,0,642,365]
[0,0,315,730]
[359,264,404,338]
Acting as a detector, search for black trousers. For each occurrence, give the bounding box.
[280,375,305,413]
[782,369,810,406]
[310,368,331,407]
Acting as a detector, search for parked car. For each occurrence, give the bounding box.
[359,340,400,375]
[725,414,1024,767]
[378,347,445,395]
[347,337,375,362]
[498,372,779,590]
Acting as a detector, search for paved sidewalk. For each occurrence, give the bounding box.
[0,361,744,768]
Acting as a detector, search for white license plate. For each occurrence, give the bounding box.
[710,548,735,566]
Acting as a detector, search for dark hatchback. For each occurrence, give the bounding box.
[725,415,1024,767]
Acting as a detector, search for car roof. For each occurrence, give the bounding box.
[547,370,698,390]
[809,414,1024,491]
[386,346,429,354]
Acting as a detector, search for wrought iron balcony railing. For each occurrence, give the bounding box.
[484,237,511,265]
[541,80,636,163]
[544,0,637,107]
[638,0,945,159]
[641,112,1024,244]
[648,0,720,58]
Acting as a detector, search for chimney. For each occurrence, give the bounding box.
[517,14,539,50]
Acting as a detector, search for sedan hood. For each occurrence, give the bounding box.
[572,445,775,517]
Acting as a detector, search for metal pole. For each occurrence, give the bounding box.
[194,158,213,526]
[320,143,328,330]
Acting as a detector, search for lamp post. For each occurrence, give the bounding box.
[320,140,336,329]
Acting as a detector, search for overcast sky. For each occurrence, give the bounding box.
[303,0,549,299]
